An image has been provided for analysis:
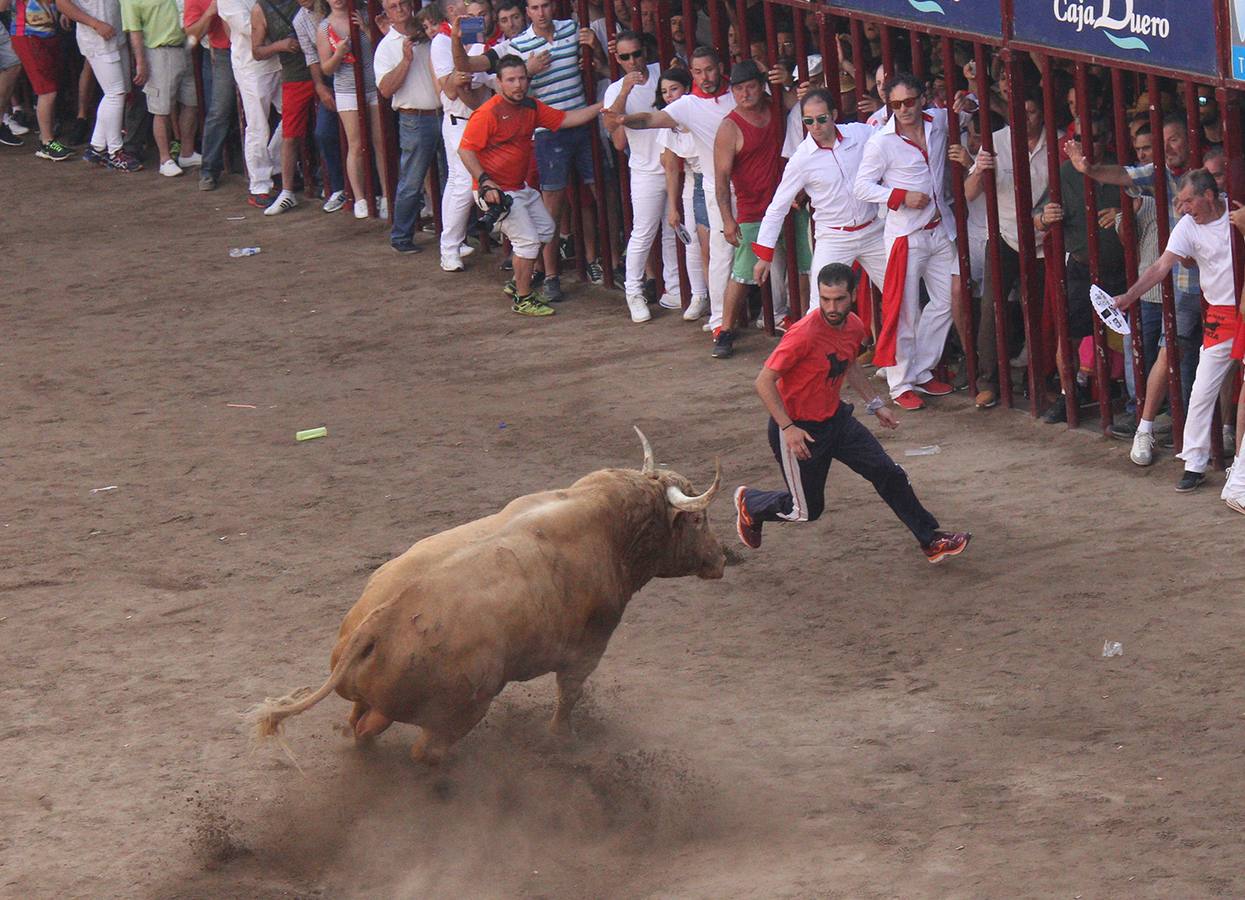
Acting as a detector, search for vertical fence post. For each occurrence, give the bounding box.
[975,44,1011,410]
[347,0,377,216]
[849,19,867,122]
[1110,67,1145,416]
[942,36,977,395]
[1038,52,1078,427]
[681,0,694,61]
[1147,72,1185,445]
[368,0,398,219]
[817,13,842,120]
[576,0,615,288]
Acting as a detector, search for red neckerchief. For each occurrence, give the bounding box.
[486,25,503,46]
[1169,165,1187,177]
[438,22,452,35]
[692,82,728,99]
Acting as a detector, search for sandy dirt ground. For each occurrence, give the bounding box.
[4,150,1245,900]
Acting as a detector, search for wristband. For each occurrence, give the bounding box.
[866,397,885,415]
[780,422,794,431]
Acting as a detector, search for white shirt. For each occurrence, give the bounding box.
[218,0,281,76]
[975,124,1048,257]
[757,124,880,250]
[855,109,957,242]
[781,104,803,158]
[431,30,485,119]
[1166,204,1234,306]
[659,127,700,175]
[662,91,736,193]
[374,29,439,110]
[76,0,123,56]
[603,64,663,176]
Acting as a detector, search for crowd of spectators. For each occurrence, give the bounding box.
[2,0,1243,511]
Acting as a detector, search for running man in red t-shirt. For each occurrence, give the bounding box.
[734,263,971,564]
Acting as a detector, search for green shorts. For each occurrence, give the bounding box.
[731,209,813,285]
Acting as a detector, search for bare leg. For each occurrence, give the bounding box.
[35,91,57,144]
[77,59,93,120]
[720,278,749,333]
[281,137,298,194]
[153,113,173,163]
[1236,382,1245,451]
[541,187,567,277]
[178,102,198,156]
[367,102,390,204]
[1139,345,1169,424]
[513,254,537,297]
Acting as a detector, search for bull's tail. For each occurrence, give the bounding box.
[246,603,392,759]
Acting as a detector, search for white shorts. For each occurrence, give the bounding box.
[334,90,377,112]
[482,185,555,260]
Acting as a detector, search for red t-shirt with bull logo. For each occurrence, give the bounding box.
[764,312,868,422]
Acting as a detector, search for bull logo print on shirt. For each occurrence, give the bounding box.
[826,352,850,381]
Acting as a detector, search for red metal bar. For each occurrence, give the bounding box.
[681,0,694,61]
[1184,80,1203,168]
[708,0,726,73]
[1038,52,1078,427]
[909,30,925,80]
[577,0,615,288]
[849,18,867,122]
[629,0,642,36]
[817,13,842,119]
[942,36,976,395]
[1221,86,1244,464]
[879,23,894,82]
[734,0,751,62]
[1075,62,1113,435]
[1147,71,1185,445]
[655,0,674,65]
[347,0,376,217]
[761,0,781,334]
[975,43,1010,410]
[367,0,397,220]
[1110,67,1145,415]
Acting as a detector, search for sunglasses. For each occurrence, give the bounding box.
[802,113,831,125]
[888,96,920,111]
[617,50,643,61]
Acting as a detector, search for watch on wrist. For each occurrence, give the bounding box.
[866,397,885,415]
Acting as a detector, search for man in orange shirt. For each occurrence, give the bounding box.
[458,54,601,316]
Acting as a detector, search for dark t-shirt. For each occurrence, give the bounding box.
[764,311,868,422]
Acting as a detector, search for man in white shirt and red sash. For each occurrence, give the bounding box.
[854,72,958,411]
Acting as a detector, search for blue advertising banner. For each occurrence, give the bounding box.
[826,0,1003,39]
[1012,0,1219,78]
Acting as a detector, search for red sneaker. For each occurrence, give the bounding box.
[923,531,972,564]
[894,390,925,411]
[734,486,762,549]
[915,378,953,396]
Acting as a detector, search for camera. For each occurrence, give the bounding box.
[475,188,513,234]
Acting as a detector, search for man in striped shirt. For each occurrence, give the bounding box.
[508,0,607,300]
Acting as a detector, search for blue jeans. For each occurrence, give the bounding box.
[314,102,344,195]
[392,111,443,245]
[202,48,235,178]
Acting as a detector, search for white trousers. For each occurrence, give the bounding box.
[703,184,733,331]
[883,226,957,398]
[1223,446,1245,501]
[624,169,680,298]
[235,67,282,195]
[86,47,128,153]
[495,186,556,259]
[681,177,707,296]
[807,218,888,314]
[1177,338,1238,473]
[442,114,475,257]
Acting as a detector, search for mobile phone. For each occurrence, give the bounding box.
[459,15,485,45]
[675,223,692,245]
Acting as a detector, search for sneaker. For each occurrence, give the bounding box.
[499,255,514,271]
[1175,470,1206,493]
[440,252,465,273]
[613,264,627,291]
[683,293,709,321]
[558,234,574,260]
[1129,431,1155,466]
[176,152,202,168]
[586,258,605,285]
[1040,396,1068,424]
[734,486,762,549]
[914,378,953,396]
[458,242,474,258]
[711,329,735,359]
[199,173,218,191]
[322,190,346,213]
[1109,419,1136,441]
[107,150,143,172]
[3,113,29,136]
[542,275,564,303]
[378,197,389,218]
[774,314,795,334]
[82,145,108,166]
[1227,496,1245,515]
[974,389,998,409]
[169,139,182,161]
[625,293,651,323]
[951,367,969,392]
[702,322,714,332]
[894,390,925,411]
[354,198,369,219]
[391,240,421,254]
[658,292,681,310]
[513,294,556,317]
[65,117,89,146]
[35,140,72,161]
[158,158,183,177]
[263,190,298,216]
[923,531,972,564]
[248,192,274,208]
[0,123,22,146]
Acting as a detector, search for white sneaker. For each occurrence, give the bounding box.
[353,198,369,219]
[3,113,29,135]
[176,152,202,168]
[459,243,475,258]
[702,321,714,332]
[322,190,346,213]
[264,189,298,216]
[159,158,183,177]
[658,292,681,310]
[440,253,464,273]
[1130,431,1155,466]
[873,366,888,380]
[682,292,709,321]
[378,196,389,218]
[1227,496,1245,515]
[625,293,652,323]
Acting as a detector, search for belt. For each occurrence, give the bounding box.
[398,108,438,116]
[827,221,871,233]
[922,216,942,231]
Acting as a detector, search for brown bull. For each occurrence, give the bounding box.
[250,429,724,765]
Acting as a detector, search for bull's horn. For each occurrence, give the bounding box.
[666,458,722,511]
[634,426,656,475]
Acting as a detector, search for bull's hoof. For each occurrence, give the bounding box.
[410,735,447,766]
[549,718,576,741]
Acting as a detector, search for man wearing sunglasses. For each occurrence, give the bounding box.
[603,31,681,323]
[752,88,886,320]
[854,72,962,412]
